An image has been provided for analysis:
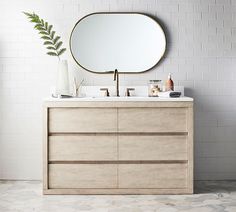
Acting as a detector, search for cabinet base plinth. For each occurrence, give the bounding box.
[43,188,193,195]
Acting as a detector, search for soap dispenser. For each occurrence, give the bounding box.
[165,73,174,91]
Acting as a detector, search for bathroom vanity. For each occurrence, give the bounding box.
[43,97,193,194]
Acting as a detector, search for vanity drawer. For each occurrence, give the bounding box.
[118,108,187,132]
[49,135,118,161]
[118,135,187,161]
[49,108,117,133]
[118,164,187,189]
[49,164,117,189]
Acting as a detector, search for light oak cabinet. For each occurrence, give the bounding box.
[43,100,193,194]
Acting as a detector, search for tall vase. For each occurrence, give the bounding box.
[56,59,70,96]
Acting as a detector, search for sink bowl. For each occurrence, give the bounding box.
[88,96,149,101]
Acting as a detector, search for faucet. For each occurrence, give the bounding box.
[113,69,119,97]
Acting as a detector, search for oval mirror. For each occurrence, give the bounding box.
[70,13,166,73]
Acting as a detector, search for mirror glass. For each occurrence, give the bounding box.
[70,13,166,73]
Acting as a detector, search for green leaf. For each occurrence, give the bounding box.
[50,31,55,39]
[35,26,45,31]
[41,19,44,25]
[45,22,48,30]
[58,48,66,56]
[41,36,51,40]
[34,13,39,20]
[23,11,31,17]
[39,31,48,35]
[53,36,60,44]
[34,23,42,29]
[48,25,53,34]
[55,41,62,50]
[46,46,56,50]
[43,41,54,45]
[30,18,40,23]
[47,52,58,56]
[32,14,40,23]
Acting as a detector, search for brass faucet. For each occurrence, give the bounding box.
[113,69,119,97]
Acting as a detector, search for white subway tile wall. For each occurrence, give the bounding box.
[0,0,235,180]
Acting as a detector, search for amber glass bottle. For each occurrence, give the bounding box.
[165,73,174,91]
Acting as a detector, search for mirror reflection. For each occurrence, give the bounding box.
[70,13,166,73]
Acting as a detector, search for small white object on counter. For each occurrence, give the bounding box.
[158,91,181,98]
[158,91,172,98]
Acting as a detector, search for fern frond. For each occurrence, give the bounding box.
[23,11,66,59]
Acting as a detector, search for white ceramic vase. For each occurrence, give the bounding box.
[56,60,70,96]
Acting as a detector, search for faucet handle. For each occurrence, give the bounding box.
[100,88,110,97]
[125,88,135,97]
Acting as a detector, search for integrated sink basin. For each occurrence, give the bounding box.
[83,96,193,101]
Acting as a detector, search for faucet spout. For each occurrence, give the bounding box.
[114,69,117,80]
[113,69,119,97]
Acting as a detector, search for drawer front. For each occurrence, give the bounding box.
[119,164,187,189]
[49,108,117,133]
[49,135,118,161]
[118,108,187,132]
[119,135,187,160]
[49,164,117,188]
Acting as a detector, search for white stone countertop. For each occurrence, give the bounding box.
[44,96,193,102]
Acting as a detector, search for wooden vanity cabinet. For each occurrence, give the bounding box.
[43,100,193,194]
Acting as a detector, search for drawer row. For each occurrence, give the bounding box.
[49,163,188,189]
[49,135,188,161]
[48,108,188,133]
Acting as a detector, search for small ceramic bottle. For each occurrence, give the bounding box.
[165,73,174,91]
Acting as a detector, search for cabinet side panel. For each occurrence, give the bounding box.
[43,105,49,190]
[187,105,194,193]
